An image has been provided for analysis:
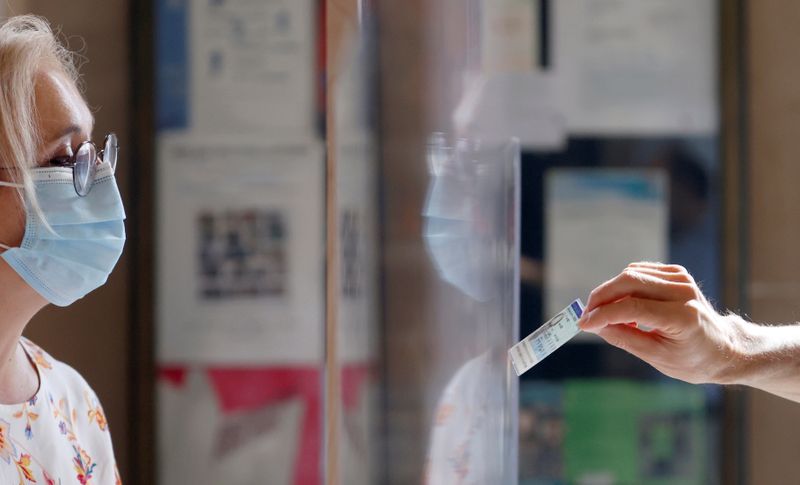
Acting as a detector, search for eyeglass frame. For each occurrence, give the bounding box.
[0,132,119,197]
[47,133,119,197]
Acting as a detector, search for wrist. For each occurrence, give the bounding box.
[720,315,800,391]
[714,314,761,386]
[717,317,800,402]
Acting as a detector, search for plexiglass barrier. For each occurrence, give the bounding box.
[421,133,521,484]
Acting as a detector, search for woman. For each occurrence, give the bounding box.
[0,15,123,484]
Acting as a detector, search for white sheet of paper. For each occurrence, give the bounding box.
[333,31,380,364]
[453,73,567,151]
[545,169,668,319]
[190,0,316,137]
[156,135,325,364]
[481,0,539,74]
[453,1,566,151]
[553,0,717,135]
[336,133,380,363]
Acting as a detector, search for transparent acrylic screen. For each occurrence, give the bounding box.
[346,1,521,483]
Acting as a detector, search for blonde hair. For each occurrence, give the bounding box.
[0,15,82,222]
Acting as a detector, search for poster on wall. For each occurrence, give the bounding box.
[333,36,380,364]
[336,135,380,364]
[155,1,327,482]
[331,22,382,364]
[453,72,567,151]
[544,168,668,319]
[481,0,539,74]
[157,0,318,137]
[156,136,325,365]
[518,380,710,484]
[158,367,309,485]
[452,0,566,151]
[158,364,376,485]
[553,0,717,135]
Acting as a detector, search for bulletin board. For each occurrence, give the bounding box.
[132,1,331,484]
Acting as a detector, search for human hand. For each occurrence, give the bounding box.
[579,262,746,385]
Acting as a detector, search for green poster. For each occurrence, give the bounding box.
[563,380,709,485]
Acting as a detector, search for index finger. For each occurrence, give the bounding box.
[584,269,695,313]
[627,262,684,272]
[580,297,684,335]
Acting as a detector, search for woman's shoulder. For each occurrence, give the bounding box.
[17,338,120,483]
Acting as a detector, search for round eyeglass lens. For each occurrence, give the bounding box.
[73,142,97,197]
[103,133,118,171]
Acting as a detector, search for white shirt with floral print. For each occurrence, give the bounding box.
[0,338,120,485]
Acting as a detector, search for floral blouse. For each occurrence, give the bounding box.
[0,338,120,485]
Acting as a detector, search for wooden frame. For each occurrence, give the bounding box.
[129,0,157,483]
[720,0,748,483]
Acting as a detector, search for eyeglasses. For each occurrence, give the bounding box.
[48,133,119,197]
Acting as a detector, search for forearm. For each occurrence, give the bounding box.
[728,315,800,403]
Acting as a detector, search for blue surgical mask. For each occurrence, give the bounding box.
[0,162,126,306]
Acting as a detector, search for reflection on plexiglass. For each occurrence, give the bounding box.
[422,133,520,484]
[424,133,519,302]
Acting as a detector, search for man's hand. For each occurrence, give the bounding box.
[579,262,746,385]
